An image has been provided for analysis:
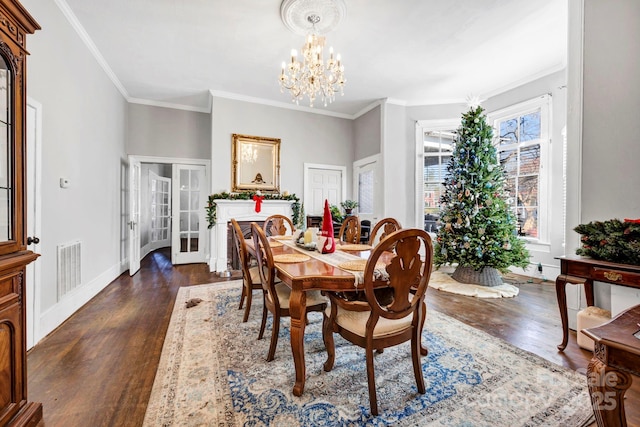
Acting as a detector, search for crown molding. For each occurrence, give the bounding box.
[404,65,566,107]
[54,0,128,99]
[352,100,383,119]
[208,90,354,119]
[385,98,407,106]
[127,97,212,113]
[479,63,566,100]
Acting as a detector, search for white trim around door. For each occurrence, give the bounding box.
[126,155,211,269]
[26,97,42,349]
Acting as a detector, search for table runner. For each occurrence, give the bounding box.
[280,240,388,287]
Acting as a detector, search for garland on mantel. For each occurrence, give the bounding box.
[206,191,301,229]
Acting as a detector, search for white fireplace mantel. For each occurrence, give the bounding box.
[209,200,294,272]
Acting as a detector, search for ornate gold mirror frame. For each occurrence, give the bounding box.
[232,134,280,192]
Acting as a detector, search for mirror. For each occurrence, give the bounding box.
[232,134,280,193]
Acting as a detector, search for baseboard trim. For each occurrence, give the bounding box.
[36,262,122,345]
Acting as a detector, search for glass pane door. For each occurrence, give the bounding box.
[172,164,206,264]
[0,59,12,242]
[150,172,171,249]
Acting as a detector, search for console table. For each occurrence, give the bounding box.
[581,304,640,427]
[555,256,640,351]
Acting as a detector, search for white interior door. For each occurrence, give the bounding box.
[172,164,207,264]
[149,171,172,251]
[354,155,382,225]
[26,98,42,349]
[128,157,142,275]
[303,164,346,215]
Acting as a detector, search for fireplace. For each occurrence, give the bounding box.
[209,200,293,272]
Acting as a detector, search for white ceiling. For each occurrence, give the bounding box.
[60,0,567,117]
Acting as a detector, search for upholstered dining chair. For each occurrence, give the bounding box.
[338,215,361,243]
[230,218,263,323]
[368,217,402,246]
[251,222,328,361]
[322,228,434,416]
[263,214,295,237]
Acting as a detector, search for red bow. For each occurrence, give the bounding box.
[624,218,640,224]
[252,194,264,213]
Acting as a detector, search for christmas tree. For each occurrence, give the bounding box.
[434,105,529,286]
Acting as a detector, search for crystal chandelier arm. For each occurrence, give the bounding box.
[278,26,345,107]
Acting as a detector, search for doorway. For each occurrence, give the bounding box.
[303,163,346,216]
[127,156,210,275]
[26,97,42,349]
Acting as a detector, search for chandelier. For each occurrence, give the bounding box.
[278,0,346,108]
[241,143,258,163]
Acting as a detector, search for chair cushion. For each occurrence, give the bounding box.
[326,304,413,338]
[273,283,327,309]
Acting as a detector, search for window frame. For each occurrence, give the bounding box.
[487,94,552,244]
[414,119,460,229]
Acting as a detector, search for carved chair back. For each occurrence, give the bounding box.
[263,214,295,237]
[338,215,361,244]
[251,222,281,311]
[368,217,402,246]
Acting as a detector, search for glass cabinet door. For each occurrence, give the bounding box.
[0,56,12,243]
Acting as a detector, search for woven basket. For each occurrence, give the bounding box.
[451,266,503,287]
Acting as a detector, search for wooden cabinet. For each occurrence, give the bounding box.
[0,1,40,426]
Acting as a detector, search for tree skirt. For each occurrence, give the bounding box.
[430,270,520,298]
[143,281,592,426]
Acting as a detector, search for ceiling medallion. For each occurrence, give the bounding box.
[278,0,347,108]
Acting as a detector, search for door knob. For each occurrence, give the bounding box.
[27,236,40,245]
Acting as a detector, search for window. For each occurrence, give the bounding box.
[489,95,551,242]
[423,130,455,216]
[357,169,374,215]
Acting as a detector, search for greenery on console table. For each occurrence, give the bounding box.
[574,218,640,265]
[206,191,301,229]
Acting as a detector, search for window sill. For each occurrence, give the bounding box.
[522,239,551,253]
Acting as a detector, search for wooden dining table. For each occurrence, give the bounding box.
[245,236,389,396]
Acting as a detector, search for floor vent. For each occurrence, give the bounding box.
[57,241,82,300]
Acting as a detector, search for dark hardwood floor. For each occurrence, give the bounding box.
[27,248,639,426]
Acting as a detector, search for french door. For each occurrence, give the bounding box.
[149,172,172,250]
[171,164,207,264]
[128,157,142,275]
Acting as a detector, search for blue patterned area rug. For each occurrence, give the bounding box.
[143,281,594,426]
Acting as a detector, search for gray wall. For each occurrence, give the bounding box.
[211,97,354,199]
[353,104,381,160]
[127,103,211,159]
[381,103,413,226]
[581,0,640,223]
[572,0,640,314]
[24,0,127,337]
